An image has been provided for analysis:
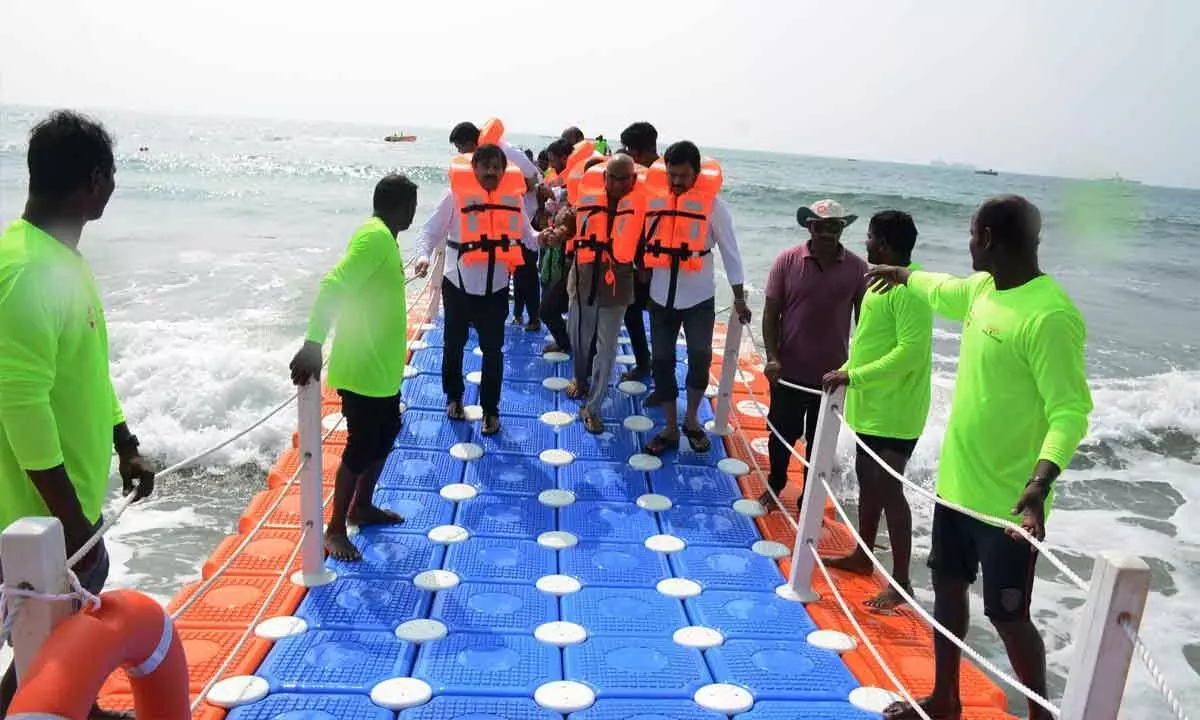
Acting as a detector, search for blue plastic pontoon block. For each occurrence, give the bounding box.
[558,461,648,503]
[504,354,559,384]
[393,410,473,450]
[558,501,660,543]
[705,638,859,702]
[257,629,413,693]
[473,414,557,457]
[649,464,742,505]
[371,488,455,535]
[564,635,712,699]
[412,631,560,697]
[455,494,555,539]
[443,536,556,584]
[556,421,642,462]
[463,452,556,497]
[669,545,785,592]
[640,396,715,426]
[377,448,465,492]
[227,692,393,720]
[401,373,478,413]
[498,379,559,417]
[660,504,760,547]
[411,347,482,375]
[560,586,688,637]
[564,385,635,417]
[734,701,882,719]
[559,541,671,588]
[684,590,819,640]
[569,699,727,720]
[324,526,445,580]
[399,696,560,720]
[296,577,428,631]
[431,581,558,634]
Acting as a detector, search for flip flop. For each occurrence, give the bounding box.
[681,425,711,453]
[446,400,466,421]
[580,407,605,434]
[643,431,680,457]
[565,379,589,400]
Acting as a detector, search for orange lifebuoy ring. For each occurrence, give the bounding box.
[8,589,190,720]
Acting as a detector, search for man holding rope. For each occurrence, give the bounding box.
[866,195,1093,720]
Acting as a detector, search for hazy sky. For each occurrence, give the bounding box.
[2,0,1198,187]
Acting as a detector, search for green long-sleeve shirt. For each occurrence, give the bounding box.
[305,217,408,398]
[908,270,1092,520]
[0,220,124,530]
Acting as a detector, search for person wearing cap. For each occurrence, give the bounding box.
[820,210,933,611]
[761,199,868,509]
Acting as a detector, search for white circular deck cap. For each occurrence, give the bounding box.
[628,453,662,471]
[205,675,269,708]
[657,578,702,598]
[440,483,478,502]
[466,370,483,385]
[414,569,460,591]
[473,346,484,356]
[775,583,817,603]
[543,376,571,391]
[535,680,596,713]
[676,337,688,346]
[693,683,754,714]
[543,351,570,363]
[420,322,437,330]
[704,384,719,398]
[427,525,469,545]
[534,621,588,647]
[623,414,654,432]
[732,499,767,517]
[540,448,574,466]
[538,489,576,508]
[751,540,790,559]
[537,531,578,550]
[849,687,903,713]
[644,534,686,554]
[397,400,408,414]
[395,619,448,644]
[370,677,433,710]
[464,404,484,421]
[541,410,574,428]
[750,437,771,456]
[736,399,770,418]
[673,626,725,650]
[254,616,308,640]
[636,493,673,512]
[808,629,857,653]
[615,353,637,365]
[618,380,648,395]
[403,365,419,379]
[408,339,428,351]
[449,442,483,461]
[716,458,750,476]
[735,368,756,383]
[321,412,344,432]
[536,574,582,596]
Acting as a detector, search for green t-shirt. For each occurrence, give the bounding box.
[908,270,1092,520]
[0,219,124,530]
[305,217,408,398]
[844,262,933,440]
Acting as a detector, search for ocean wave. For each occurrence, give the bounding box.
[724,182,976,220]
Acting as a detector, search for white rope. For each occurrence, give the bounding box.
[1119,616,1192,720]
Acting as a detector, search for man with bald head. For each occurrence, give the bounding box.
[867,195,1093,720]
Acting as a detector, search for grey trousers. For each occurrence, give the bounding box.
[567,299,628,415]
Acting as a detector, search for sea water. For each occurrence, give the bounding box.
[0,105,1196,714]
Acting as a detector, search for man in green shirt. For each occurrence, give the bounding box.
[0,110,156,719]
[289,174,417,561]
[823,210,932,611]
[868,196,1093,720]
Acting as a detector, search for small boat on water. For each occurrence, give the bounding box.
[975,168,999,176]
[384,132,417,142]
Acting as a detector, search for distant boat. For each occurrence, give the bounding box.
[384,133,417,143]
[1108,173,1142,185]
[975,169,999,176]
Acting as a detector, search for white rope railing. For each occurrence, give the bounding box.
[1118,616,1191,720]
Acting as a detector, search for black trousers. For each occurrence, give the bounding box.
[623,275,651,367]
[442,277,508,415]
[512,247,540,322]
[540,277,571,351]
[767,380,822,491]
[649,297,715,401]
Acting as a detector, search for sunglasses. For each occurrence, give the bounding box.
[810,219,846,233]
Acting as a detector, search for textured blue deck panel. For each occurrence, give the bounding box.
[661,504,760,547]
[706,638,859,701]
[463,452,556,496]
[399,696,560,720]
[443,536,556,583]
[669,545,785,591]
[393,410,473,450]
[412,631,561,697]
[684,590,819,639]
[569,699,727,720]
[417,326,483,349]
[474,414,557,457]
[561,586,688,637]
[649,465,742,505]
[640,396,715,426]
[504,334,548,357]
[455,494,555,539]
[559,541,671,588]
[559,501,660,543]
[504,354,558,383]
[665,427,730,468]
[411,347,482,375]
[257,629,413,692]
[558,461,648,503]
[296,577,429,630]
[734,700,882,719]
[564,635,712,699]
[226,692,393,720]
[557,421,642,462]
[401,373,478,413]
[377,448,465,492]
[498,379,559,417]
[431,581,558,633]
[371,489,455,535]
[325,526,444,580]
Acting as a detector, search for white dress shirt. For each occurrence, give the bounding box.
[415,189,540,296]
[500,142,541,218]
[648,195,745,310]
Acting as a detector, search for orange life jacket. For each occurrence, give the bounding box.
[570,164,643,265]
[448,154,526,286]
[564,141,602,206]
[479,117,504,146]
[641,157,723,273]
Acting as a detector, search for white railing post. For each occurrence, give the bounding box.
[425,249,446,320]
[778,385,845,603]
[1059,552,1151,719]
[1,518,73,681]
[291,381,336,588]
[707,306,744,437]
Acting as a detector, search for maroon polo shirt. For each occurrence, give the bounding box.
[765,242,869,387]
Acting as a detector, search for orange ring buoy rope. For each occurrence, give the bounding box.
[8,589,190,720]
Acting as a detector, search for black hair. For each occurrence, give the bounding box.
[663,140,701,174]
[546,138,573,159]
[536,150,549,164]
[584,157,605,171]
[976,194,1040,247]
[449,122,480,146]
[27,110,115,199]
[471,143,507,168]
[869,210,919,259]
[619,122,658,154]
[373,173,417,214]
[561,126,584,145]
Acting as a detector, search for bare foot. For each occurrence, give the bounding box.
[824,551,876,576]
[883,697,961,719]
[756,489,783,512]
[482,414,501,436]
[350,504,405,527]
[447,399,466,421]
[325,531,361,561]
[865,582,911,611]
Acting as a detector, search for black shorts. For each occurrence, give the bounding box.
[857,433,918,460]
[927,503,1038,622]
[339,389,401,473]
